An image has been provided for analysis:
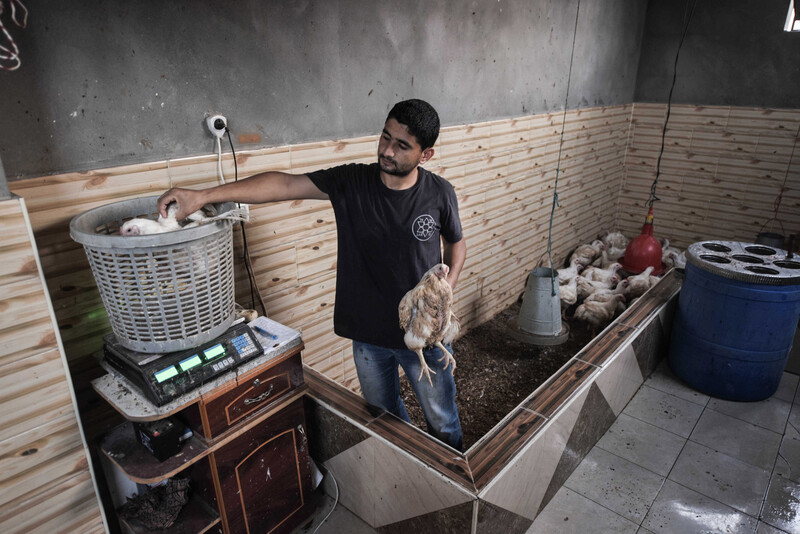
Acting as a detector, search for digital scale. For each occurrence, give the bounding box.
[104,321,265,407]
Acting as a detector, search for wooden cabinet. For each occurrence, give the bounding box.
[214,399,312,534]
[201,353,304,439]
[94,330,315,534]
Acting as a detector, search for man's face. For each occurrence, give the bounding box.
[378,118,424,177]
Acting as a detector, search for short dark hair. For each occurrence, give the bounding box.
[386,99,440,150]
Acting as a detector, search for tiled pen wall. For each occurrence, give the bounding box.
[8,104,631,400]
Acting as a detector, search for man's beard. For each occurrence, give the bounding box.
[379,155,419,177]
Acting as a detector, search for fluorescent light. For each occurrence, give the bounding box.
[786,0,800,31]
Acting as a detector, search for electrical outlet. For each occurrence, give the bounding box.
[206,114,227,138]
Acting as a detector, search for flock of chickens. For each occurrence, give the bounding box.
[556,230,686,331]
[397,231,687,386]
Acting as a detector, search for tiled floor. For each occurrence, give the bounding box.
[297,361,800,534]
[530,361,800,534]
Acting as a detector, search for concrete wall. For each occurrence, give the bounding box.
[635,0,800,108]
[0,0,646,180]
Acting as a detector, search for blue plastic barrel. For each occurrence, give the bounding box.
[669,241,800,401]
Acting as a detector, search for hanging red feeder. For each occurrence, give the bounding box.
[620,206,664,275]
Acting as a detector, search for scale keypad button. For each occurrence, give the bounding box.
[232,334,258,356]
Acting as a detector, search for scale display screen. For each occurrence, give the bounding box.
[179,355,202,371]
[204,343,226,360]
[154,366,179,383]
[104,322,266,406]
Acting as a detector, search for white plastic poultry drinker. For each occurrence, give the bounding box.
[69,195,237,353]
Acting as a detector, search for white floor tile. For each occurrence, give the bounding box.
[645,360,710,406]
[774,373,799,404]
[564,447,665,524]
[690,409,782,470]
[775,423,800,484]
[757,520,790,534]
[528,487,638,534]
[641,479,757,534]
[706,395,791,434]
[596,413,686,476]
[760,474,800,534]
[788,402,800,431]
[668,441,771,517]
[302,494,378,534]
[623,385,705,438]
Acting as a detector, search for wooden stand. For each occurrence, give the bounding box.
[93,324,316,534]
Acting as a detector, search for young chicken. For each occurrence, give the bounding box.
[120,202,184,235]
[119,202,249,236]
[569,240,606,267]
[660,238,685,269]
[576,275,610,301]
[398,263,459,386]
[581,263,622,286]
[559,275,579,316]
[585,279,628,304]
[600,230,629,250]
[557,257,584,285]
[573,293,626,331]
[622,266,655,299]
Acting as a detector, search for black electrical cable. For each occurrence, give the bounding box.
[226,128,268,317]
[541,0,581,295]
[649,0,699,208]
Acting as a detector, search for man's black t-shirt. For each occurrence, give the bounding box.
[307,163,463,349]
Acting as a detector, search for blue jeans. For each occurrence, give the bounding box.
[352,341,463,451]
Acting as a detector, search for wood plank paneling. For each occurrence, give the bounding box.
[13,102,794,407]
[0,196,104,532]
[618,104,800,249]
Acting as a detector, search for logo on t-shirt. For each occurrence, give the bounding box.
[412,214,437,241]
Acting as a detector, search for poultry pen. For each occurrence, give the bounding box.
[303,269,682,533]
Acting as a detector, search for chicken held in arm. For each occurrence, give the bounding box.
[398,263,460,386]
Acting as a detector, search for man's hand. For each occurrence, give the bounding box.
[157,188,206,220]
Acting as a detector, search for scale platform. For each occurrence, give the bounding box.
[104,321,266,407]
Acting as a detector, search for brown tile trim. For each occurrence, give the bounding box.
[466,407,547,491]
[304,367,381,426]
[522,358,598,419]
[618,269,683,329]
[368,413,475,492]
[573,324,635,367]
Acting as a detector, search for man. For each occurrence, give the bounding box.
[158,99,466,450]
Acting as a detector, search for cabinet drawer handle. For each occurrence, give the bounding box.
[243,384,274,405]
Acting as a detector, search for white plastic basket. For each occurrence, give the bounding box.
[70,195,237,353]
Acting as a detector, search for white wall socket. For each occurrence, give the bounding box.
[206,114,227,138]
